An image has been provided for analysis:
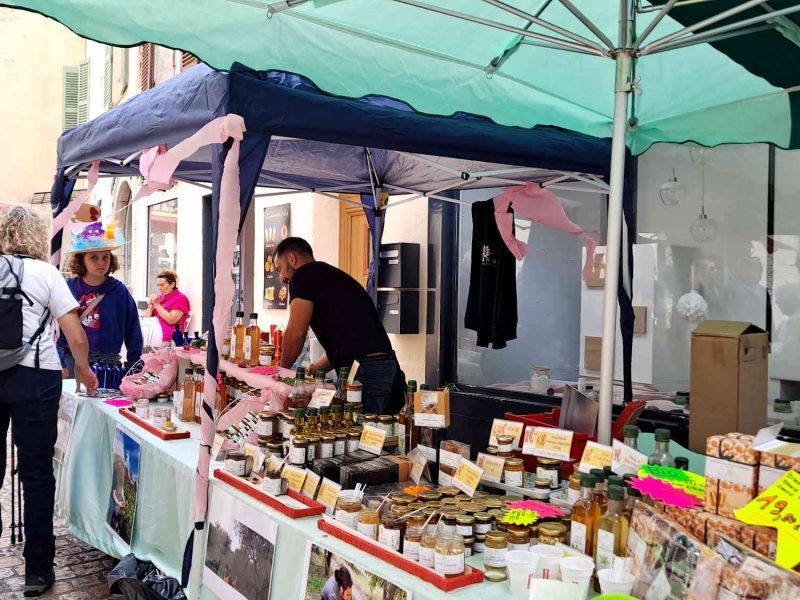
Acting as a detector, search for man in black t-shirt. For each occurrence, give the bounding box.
[274,237,406,414]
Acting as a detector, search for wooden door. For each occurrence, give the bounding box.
[339,196,370,289]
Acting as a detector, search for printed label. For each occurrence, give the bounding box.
[439,449,464,469]
[474,540,485,553]
[334,440,346,456]
[317,478,342,515]
[627,529,647,564]
[289,446,306,465]
[419,546,435,568]
[378,525,401,551]
[465,546,472,558]
[536,466,559,489]
[256,420,274,438]
[483,546,507,568]
[229,333,237,358]
[453,458,483,496]
[346,389,362,404]
[474,523,492,534]
[345,439,359,454]
[435,551,464,575]
[488,418,524,447]
[359,424,387,456]
[414,413,445,428]
[595,528,616,570]
[244,337,252,361]
[457,524,472,536]
[301,470,320,499]
[223,458,246,477]
[396,424,406,455]
[335,509,359,530]
[570,521,587,553]
[418,445,437,463]
[438,471,453,487]
[476,452,505,483]
[357,522,378,540]
[261,476,283,496]
[319,444,334,459]
[504,470,523,487]
[403,540,420,561]
[705,456,757,487]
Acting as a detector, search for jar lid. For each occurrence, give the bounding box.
[496,434,514,443]
[346,431,361,439]
[456,515,475,524]
[484,570,507,582]
[485,530,507,541]
[321,434,335,442]
[258,411,277,418]
[378,415,394,422]
[335,432,347,439]
[486,446,499,455]
[226,450,245,459]
[505,458,524,466]
[538,522,567,535]
[534,478,551,489]
[474,512,492,521]
[306,435,321,442]
[463,536,475,544]
[347,381,362,389]
[460,502,483,514]
[363,413,377,420]
[293,436,307,444]
[537,457,561,466]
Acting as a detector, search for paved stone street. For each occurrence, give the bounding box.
[0,442,114,599]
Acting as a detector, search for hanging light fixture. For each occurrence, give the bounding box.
[689,153,717,243]
[659,167,684,205]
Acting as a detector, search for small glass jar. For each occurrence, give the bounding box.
[486,445,499,456]
[403,524,424,562]
[483,531,508,573]
[362,413,377,425]
[223,450,248,477]
[419,533,437,568]
[440,510,459,534]
[289,436,308,466]
[483,498,504,511]
[335,491,362,530]
[474,533,486,554]
[495,519,509,534]
[377,415,394,435]
[507,525,531,551]
[496,434,515,454]
[568,472,581,504]
[152,406,170,428]
[530,365,552,394]
[306,435,321,463]
[421,508,440,534]
[419,490,443,503]
[503,458,524,487]
[391,493,416,507]
[529,524,539,547]
[260,468,284,495]
[440,487,460,498]
[379,512,405,552]
[334,432,347,456]
[463,535,475,558]
[135,397,150,418]
[266,441,284,458]
[434,534,465,578]
[536,457,562,489]
[257,411,278,438]
[439,497,460,509]
[456,514,475,537]
[537,522,568,545]
[357,508,380,540]
[279,412,294,439]
[346,381,362,405]
[474,512,493,534]
[424,500,442,510]
[319,434,335,459]
[533,477,552,500]
[345,430,360,454]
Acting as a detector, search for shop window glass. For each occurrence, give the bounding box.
[147,198,178,295]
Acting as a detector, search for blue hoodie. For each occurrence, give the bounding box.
[59,276,143,366]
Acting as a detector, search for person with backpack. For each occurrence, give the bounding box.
[0,206,98,597]
[58,221,143,378]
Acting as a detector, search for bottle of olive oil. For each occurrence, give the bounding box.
[570,473,600,556]
[594,484,629,570]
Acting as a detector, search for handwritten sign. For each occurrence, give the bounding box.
[301,470,321,499]
[359,424,387,456]
[638,464,705,499]
[630,476,703,510]
[579,441,613,474]
[408,447,428,485]
[612,439,647,476]
[453,459,483,497]
[523,427,573,461]
[348,360,360,384]
[476,452,505,483]
[735,470,800,570]
[282,464,307,492]
[308,388,335,409]
[488,419,524,447]
[317,478,342,515]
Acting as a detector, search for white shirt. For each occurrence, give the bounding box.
[16,258,78,370]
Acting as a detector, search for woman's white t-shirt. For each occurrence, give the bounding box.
[16,258,79,371]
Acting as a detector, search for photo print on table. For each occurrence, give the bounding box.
[204,486,278,600]
[299,542,411,600]
[105,426,141,547]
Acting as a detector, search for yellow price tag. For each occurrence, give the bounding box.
[735,470,800,570]
[359,424,387,456]
[301,470,321,499]
[317,477,342,515]
[579,441,613,474]
[453,459,483,497]
[525,427,573,461]
[282,465,307,492]
[476,452,505,483]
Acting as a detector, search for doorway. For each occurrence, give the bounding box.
[338,196,370,289]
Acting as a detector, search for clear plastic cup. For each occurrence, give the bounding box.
[597,568,635,595]
[529,544,564,580]
[558,556,594,600]
[505,550,537,598]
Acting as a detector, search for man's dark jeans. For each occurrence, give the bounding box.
[0,365,61,576]
[358,356,407,415]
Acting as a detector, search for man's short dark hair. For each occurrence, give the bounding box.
[274,237,313,258]
[334,566,352,590]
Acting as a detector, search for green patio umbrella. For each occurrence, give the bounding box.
[7,0,799,444]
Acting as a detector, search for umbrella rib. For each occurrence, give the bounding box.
[644,22,775,55]
[557,0,616,50]
[632,0,681,50]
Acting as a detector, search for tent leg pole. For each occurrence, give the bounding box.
[598,50,631,445]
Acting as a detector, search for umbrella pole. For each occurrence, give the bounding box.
[597,50,632,445]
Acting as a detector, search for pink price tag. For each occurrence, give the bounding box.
[630,476,703,509]
[105,399,133,408]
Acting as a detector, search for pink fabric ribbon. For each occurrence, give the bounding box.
[50,160,101,264]
[493,182,600,281]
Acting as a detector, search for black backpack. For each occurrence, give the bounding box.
[0,254,51,371]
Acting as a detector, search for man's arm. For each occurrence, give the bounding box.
[280,298,313,368]
[310,353,331,374]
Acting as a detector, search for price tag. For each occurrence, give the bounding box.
[523,427,573,461]
[359,424,387,456]
[348,360,360,384]
[488,419,524,447]
[317,477,342,515]
[638,464,705,499]
[266,454,284,473]
[735,470,800,570]
[578,441,612,474]
[408,447,428,485]
[453,459,483,497]
[282,464,307,492]
[611,439,648,476]
[476,452,505,483]
[301,470,321,499]
[308,388,336,409]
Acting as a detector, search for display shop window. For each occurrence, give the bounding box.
[147,198,178,295]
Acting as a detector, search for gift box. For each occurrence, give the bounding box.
[706,433,760,465]
[705,513,750,548]
[712,534,800,598]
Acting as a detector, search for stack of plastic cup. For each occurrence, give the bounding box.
[505,550,537,598]
[558,556,595,600]
[529,544,564,580]
[597,568,635,595]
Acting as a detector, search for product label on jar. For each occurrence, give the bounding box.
[483,546,507,568]
[378,525,401,551]
[509,542,529,553]
[306,445,316,462]
[345,439,359,454]
[335,509,359,530]
[256,420,274,438]
[403,540,420,561]
[289,446,306,465]
[504,470,523,487]
[419,546,435,568]
[320,444,333,459]
[135,405,149,418]
[195,392,203,417]
[396,424,406,455]
[474,523,492,534]
[261,476,284,496]
[570,521,587,553]
[224,458,246,477]
[357,522,378,540]
[595,529,616,569]
[457,524,473,537]
[464,546,472,558]
[259,353,273,367]
[435,551,464,575]
[334,440,346,456]
[347,389,362,404]
[536,466,560,489]
[474,540,485,554]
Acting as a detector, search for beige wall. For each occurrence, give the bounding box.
[0,9,85,211]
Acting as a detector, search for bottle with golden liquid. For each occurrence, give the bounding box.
[343,403,355,429]
[333,367,349,406]
[231,311,246,363]
[330,405,343,430]
[193,368,204,424]
[590,468,609,509]
[180,368,195,422]
[570,473,600,556]
[305,407,320,434]
[244,312,261,367]
[594,484,629,570]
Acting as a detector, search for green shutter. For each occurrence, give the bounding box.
[77,59,90,125]
[62,66,79,131]
[104,46,113,109]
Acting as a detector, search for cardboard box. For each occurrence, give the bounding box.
[383,455,412,482]
[689,321,769,453]
[758,465,787,493]
[413,388,450,428]
[705,456,758,518]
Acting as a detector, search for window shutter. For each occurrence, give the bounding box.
[103,46,113,109]
[139,43,155,91]
[181,51,199,71]
[62,67,79,131]
[77,59,90,125]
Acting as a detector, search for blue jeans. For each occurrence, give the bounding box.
[0,365,61,575]
[358,357,407,415]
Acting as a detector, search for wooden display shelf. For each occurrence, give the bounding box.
[119,407,191,440]
[318,516,484,592]
[214,469,325,519]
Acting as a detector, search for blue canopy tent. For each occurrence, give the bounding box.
[50,62,633,584]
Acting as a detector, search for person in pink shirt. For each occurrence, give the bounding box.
[145,270,190,342]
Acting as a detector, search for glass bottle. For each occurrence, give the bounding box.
[245,313,261,367]
[215,373,227,416]
[288,367,309,408]
[330,404,343,430]
[305,407,320,434]
[590,468,608,510]
[623,483,642,521]
[314,368,329,392]
[290,408,306,439]
[397,380,416,455]
[648,428,676,467]
[193,368,204,424]
[570,473,600,556]
[343,403,355,429]
[171,324,184,348]
[319,406,332,430]
[180,368,195,422]
[675,456,689,470]
[230,311,246,363]
[623,424,640,449]
[333,367,350,406]
[594,484,629,570]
